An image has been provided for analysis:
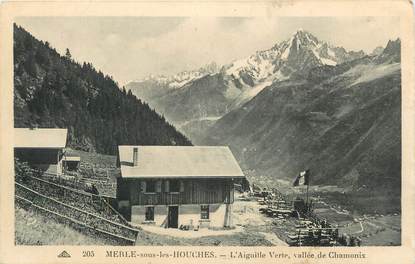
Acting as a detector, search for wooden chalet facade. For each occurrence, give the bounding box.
[14,128,68,175]
[116,146,245,228]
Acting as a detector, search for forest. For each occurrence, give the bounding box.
[14,24,191,154]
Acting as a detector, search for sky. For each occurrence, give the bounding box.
[15,17,400,86]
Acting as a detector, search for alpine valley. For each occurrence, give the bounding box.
[127,29,401,213]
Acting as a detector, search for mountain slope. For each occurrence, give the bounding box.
[202,40,401,211]
[126,30,366,141]
[14,24,191,154]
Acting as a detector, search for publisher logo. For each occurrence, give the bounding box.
[57,250,71,258]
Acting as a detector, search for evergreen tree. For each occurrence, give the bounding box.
[65,48,72,60]
[13,24,192,155]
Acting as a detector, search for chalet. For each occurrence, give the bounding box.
[14,128,68,175]
[116,145,245,229]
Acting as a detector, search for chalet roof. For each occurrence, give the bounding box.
[14,128,68,149]
[118,145,245,179]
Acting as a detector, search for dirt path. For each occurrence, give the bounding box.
[232,199,289,245]
[259,232,288,246]
[354,221,364,234]
[136,224,243,238]
[134,199,289,246]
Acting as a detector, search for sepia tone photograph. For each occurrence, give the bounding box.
[12,16,401,248]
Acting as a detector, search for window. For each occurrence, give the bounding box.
[169,180,180,193]
[201,205,209,220]
[145,206,154,221]
[145,180,156,193]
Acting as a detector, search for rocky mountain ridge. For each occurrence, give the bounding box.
[126,30,369,139]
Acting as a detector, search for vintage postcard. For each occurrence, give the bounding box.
[0,0,414,263]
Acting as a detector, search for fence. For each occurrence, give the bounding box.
[18,175,128,225]
[15,182,139,244]
[15,195,135,245]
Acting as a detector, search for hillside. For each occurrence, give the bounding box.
[202,39,401,212]
[14,24,191,155]
[15,205,109,245]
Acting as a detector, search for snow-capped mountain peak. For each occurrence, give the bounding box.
[127,29,367,113]
[223,29,366,90]
[130,30,366,94]
[133,62,219,89]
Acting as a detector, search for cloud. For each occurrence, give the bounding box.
[125,17,282,76]
[105,33,121,46]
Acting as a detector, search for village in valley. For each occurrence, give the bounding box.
[13,17,401,247]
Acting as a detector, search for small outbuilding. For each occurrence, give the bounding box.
[63,156,81,171]
[116,145,245,229]
[14,128,68,175]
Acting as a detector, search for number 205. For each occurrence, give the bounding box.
[82,251,95,257]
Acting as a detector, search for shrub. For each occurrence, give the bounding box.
[15,157,34,182]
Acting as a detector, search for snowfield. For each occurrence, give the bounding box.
[343,63,401,86]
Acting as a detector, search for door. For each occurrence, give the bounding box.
[168,206,179,228]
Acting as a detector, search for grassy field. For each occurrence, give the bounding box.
[15,201,274,246]
[136,231,273,246]
[339,215,401,246]
[15,205,107,245]
[316,191,401,215]
[65,148,117,168]
[64,148,118,197]
[15,148,121,245]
